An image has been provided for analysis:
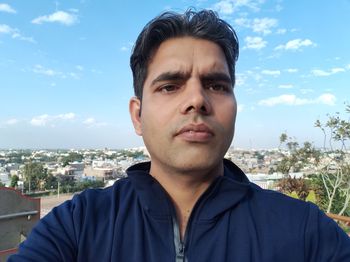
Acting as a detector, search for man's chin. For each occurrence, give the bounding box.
[169,156,223,176]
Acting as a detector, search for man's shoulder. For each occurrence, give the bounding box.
[249,182,307,206]
[246,182,318,223]
[246,182,348,241]
[70,177,133,206]
[44,177,133,221]
[223,159,313,216]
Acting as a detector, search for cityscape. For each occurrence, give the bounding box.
[2,143,350,214]
[1,146,349,193]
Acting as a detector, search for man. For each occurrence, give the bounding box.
[9,9,350,262]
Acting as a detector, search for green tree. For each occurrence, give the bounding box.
[312,105,350,215]
[279,132,288,149]
[44,173,58,190]
[277,105,350,215]
[277,177,309,201]
[10,174,19,188]
[309,173,347,215]
[62,152,84,167]
[119,149,147,159]
[23,162,48,192]
[56,174,75,193]
[277,137,320,175]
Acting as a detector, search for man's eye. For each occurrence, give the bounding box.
[159,84,179,93]
[207,84,230,93]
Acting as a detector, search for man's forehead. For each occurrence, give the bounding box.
[150,37,226,61]
[146,37,230,82]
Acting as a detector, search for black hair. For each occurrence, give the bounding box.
[130,9,239,99]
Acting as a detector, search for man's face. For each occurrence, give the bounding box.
[130,37,237,174]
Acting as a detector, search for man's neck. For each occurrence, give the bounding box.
[149,161,224,240]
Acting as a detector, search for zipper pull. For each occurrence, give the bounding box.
[178,242,184,254]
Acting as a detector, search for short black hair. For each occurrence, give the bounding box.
[130,9,239,99]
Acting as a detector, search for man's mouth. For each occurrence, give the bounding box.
[175,123,214,142]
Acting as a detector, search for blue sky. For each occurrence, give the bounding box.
[0,0,349,149]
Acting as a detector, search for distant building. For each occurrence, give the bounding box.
[69,162,85,180]
[0,158,6,166]
[0,170,10,186]
[247,173,284,190]
[53,162,85,180]
[83,166,116,181]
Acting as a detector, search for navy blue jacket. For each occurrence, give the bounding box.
[9,160,350,261]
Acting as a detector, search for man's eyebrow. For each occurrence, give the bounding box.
[151,71,190,86]
[200,72,232,84]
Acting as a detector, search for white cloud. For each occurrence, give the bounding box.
[69,8,79,13]
[33,64,60,76]
[278,84,293,89]
[251,17,278,35]
[276,28,287,34]
[0,24,35,43]
[68,72,80,79]
[0,3,16,13]
[234,17,277,35]
[32,65,79,79]
[76,65,84,71]
[234,18,250,27]
[329,68,344,73]
[300,89,314,94]
[57,113,76,120]
[285,68,298,73]
[311,67,346,77]
[11,32,35,43]
[30,113,76,126]
[237,104,244,112]
[5,118,18,125]
[235,74,246,86]
[237,0,265,12]
[314,70,329,76]
[0,24,12,34]
[213,0,234,15]
[261,69,280,76]
[30,114,50,126]
[32,11,78,26]
[244,36,267,50]
[91,68,103,74]
[213,0,265,15]
[120,42,133,52]
[83,117,96,125]
[275,38,316,51]
[316,93,336,106]
[259,94,305,106]
[275,4,283,12]
[258,93,336,106]
[83,117,107,127]
[242,69,263,83]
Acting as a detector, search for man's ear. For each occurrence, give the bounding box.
[129,97,142,136]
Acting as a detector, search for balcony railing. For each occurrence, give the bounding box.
[327,213,350,224]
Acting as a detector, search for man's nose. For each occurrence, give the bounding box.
[180,79,212,115]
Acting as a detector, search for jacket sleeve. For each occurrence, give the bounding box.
[7,195,81,262]
[305,203,350,261]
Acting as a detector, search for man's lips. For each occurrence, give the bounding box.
[175,123,214,142]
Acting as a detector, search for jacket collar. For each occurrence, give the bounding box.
[126,159,251,220]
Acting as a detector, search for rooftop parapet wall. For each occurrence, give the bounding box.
[0,187,40,260]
